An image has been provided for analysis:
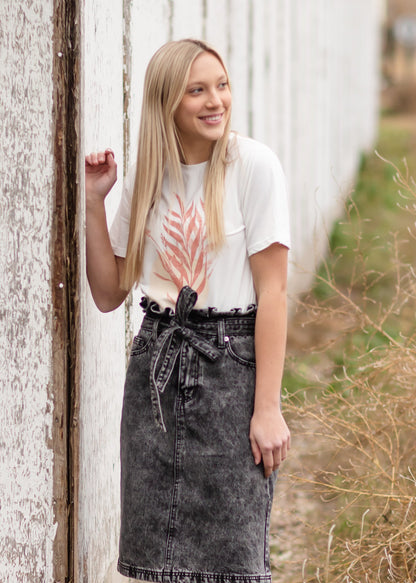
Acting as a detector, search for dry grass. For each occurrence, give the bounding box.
[271,125,416,582]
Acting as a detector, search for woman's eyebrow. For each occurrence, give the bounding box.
[187,74,228,86]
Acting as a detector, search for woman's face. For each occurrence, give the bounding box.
[174,51,232,164]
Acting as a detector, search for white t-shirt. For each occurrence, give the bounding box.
[109,133,290,311]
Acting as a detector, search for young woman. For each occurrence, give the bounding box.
[85,39,290,583]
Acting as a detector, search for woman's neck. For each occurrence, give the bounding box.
[180,141,213,165]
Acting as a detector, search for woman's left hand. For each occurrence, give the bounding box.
[249,406,291,478]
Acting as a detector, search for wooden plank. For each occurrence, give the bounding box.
[127,0,171,336]
[79,0,126,580]
[171,0,204,40]
[52,0,82,579]
[227,0,250,136]
[250,0,267,143]
[127,0,171,164]
[204,0,228,56]
[0,1,58,581]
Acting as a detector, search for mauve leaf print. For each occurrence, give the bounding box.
[148,194,212,297]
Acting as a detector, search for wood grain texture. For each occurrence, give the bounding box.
[227,0,250,136]
[0,1,57,581]
[79,0,126,580]
[287,0,382,297]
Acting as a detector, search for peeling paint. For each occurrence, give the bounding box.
[122,0,136,367]
[79,0,126,580]
[0,0,57,581]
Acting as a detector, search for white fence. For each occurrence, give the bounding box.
[0,0,382,581]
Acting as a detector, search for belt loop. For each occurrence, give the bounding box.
[217,319,225,348]
[151,317,159,341]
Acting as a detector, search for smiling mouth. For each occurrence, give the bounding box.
[199,113,224,122]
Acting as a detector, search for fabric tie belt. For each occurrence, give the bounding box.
[149,286,221,432]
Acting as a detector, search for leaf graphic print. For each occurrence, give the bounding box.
[148,194,212,298]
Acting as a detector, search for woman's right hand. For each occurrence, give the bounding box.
[85,149,117,204]
[84,148,128,312]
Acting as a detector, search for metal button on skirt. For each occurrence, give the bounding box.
[117,287,277,583]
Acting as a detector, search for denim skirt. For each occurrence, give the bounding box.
[117,286,277,583]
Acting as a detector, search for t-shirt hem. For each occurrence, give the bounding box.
[111,245,127,258]
[247,237,290,256]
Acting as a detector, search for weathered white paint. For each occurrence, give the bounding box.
[79,1,126,580]
[265,0,292,173]
[171,0,204,40]
[250,0,268,143]
[127,0,171,336]
[227,0,250,136]
[287,0,382,296]
[289,0,325,290]
[126,0,171,163]
[0,1,57,582]
[204,0,229,61]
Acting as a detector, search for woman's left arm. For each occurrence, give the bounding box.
[249,243,290,478]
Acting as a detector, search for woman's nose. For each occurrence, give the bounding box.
[206,90,222,107]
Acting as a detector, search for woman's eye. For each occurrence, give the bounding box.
[219,82,228,89]
[190,87,203,95]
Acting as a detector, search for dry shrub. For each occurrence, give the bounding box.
[281,159,416,582]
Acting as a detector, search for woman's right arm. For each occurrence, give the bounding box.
[85,149,129,312]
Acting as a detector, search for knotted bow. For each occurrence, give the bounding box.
[149,287,221,432]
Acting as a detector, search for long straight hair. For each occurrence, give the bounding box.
[121,39,231,291]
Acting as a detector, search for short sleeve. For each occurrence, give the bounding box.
[239,139,290,255]
[109,164,136,258]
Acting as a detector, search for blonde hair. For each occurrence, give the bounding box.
[121,39,231,291]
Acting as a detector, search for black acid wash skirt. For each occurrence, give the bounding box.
[117,286,277,583]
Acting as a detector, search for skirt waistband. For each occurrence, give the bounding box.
[139,287,256,433]
[140,289,257,337]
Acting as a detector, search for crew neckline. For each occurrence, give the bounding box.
[180,160,208,169]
